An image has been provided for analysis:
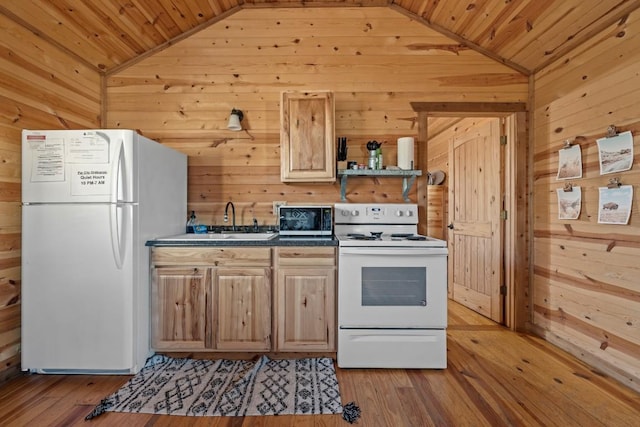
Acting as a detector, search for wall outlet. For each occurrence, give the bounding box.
[273,201,286,214]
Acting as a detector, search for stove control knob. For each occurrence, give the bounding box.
[406,210,414,217]
[351,210,360,216]
[341,210,350,216]
[396,210,404,217]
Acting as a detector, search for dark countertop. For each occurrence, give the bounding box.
[146,235,338,247]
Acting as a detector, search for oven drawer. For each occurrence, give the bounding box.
[338,328,446,369]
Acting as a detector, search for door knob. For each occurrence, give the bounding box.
[447,223,454,229]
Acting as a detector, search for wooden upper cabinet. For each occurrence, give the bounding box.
[280,91,335,182]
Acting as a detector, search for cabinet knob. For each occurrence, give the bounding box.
[447,223,454,230]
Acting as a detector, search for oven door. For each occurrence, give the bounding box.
[338,246,448,328]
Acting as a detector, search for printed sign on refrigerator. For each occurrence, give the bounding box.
[66,134,110,164]
[71,165,111,195]
[28,136,65,182]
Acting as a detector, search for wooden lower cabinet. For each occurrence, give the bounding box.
[152,266,208,350]
[151,245,337,354]
[274,247,336,351]
[151,247,272,352]
[215,267,271,351]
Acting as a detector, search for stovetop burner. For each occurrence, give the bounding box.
[348,232,383,240]
[334,203,448,248]
[344,232,429,241]
[406,235,427,241]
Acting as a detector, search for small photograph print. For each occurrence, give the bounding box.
[557,186,581,220]
[598,185,633,225]
[597,131,634,175]
[557,144,582,180]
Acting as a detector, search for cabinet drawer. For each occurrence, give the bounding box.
[152,247,271,267]
[276,247,336,267]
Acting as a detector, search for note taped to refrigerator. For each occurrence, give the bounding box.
[67,134,109,163]
[71,165,111,195]
[29,137,65,182]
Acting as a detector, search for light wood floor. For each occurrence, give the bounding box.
[1,301,638,426]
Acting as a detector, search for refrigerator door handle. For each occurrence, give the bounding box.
[109,203,129,270]
[111,139,127,203]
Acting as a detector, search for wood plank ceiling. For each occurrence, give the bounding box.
[1,0,638,76]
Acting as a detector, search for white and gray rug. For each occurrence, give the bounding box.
[86,354,343,419]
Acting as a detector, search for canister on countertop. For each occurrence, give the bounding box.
[368,150,377,169]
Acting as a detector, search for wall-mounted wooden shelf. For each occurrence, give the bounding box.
[337,169,422,202]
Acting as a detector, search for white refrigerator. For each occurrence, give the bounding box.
[21,129,187,374]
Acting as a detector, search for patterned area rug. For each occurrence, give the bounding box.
[86,354,343,419]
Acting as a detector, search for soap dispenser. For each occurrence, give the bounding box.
[186,210,198,233]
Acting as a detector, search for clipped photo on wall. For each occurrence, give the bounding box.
[597,130,634,175]
[557,186,581,220]
[598,185,633,225]
[557,144,582,180]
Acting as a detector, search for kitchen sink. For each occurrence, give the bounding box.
[156,232,278,241]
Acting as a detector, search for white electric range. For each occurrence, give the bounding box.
[334,203,448,369]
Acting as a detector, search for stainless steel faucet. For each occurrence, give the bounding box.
[223,201,236,231]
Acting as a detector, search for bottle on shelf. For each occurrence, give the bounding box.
[186,210,198,233]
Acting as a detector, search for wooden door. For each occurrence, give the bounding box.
[448,118,504,322]
[215,267,272,351]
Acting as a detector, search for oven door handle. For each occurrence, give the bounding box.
[339,247,448,256]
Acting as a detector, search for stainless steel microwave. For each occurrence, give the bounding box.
[278,205,333,237]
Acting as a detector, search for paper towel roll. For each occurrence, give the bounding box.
[397,137,414,170]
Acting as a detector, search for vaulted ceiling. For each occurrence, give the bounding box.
[1,0,637,75]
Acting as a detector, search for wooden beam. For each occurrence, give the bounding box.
[411,102,527,115]
[416,110,428,236]
[241,0,390,8]
[100,74,107,127]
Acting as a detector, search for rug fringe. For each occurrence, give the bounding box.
[342,401,361,424]
[84,397,114,421]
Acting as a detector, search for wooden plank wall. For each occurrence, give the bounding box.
[106,7,528,227]
[532,9,640,391]
[0,15,102,380]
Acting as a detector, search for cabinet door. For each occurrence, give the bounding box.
[215,267,272,351]
[280,91,335,182]
[152,267,208,351]
[276,267,336,351]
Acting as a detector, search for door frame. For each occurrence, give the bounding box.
[411,102,529,331]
